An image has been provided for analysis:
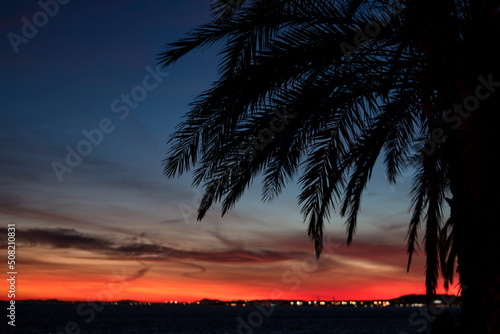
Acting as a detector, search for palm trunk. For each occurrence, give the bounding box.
[449,177,500,333]
[446,78,500,334]
[442,2,500,332]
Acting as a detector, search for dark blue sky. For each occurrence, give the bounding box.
[1,0,217,184]
[0,0,449,302]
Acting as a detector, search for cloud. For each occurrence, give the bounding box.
[208,230,244,250]
[0,227,113,250]
[161,218,185,225]
[112,261,152,283]
[0,227,306,264]
[178,262,207,278]
[378,223,407,232]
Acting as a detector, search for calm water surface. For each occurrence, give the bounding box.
[3,302,461,334]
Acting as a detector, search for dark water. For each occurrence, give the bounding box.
[2,302,461,334]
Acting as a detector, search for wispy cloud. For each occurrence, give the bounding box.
[0,227,306,264]
[112,261,152,283]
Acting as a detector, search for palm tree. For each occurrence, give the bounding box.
[158,1,500,333]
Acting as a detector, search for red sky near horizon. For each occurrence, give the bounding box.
[0,0,459,304]
[2,216,459,302]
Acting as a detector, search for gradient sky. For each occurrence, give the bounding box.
[0,0,457,303]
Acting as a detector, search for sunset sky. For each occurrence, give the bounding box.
[0,0,458,303]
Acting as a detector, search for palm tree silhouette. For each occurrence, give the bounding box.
[158,1,500,333]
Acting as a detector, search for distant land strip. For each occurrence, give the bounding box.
[1,294,461,307]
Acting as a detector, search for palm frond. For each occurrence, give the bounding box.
[159,0,472,296]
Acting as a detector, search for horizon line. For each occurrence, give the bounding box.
[1,293,461,304]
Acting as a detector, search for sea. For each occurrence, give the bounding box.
[2,302,461,334]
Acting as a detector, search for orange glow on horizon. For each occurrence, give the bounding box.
[12,275,460,303]
[4,224,461,305]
